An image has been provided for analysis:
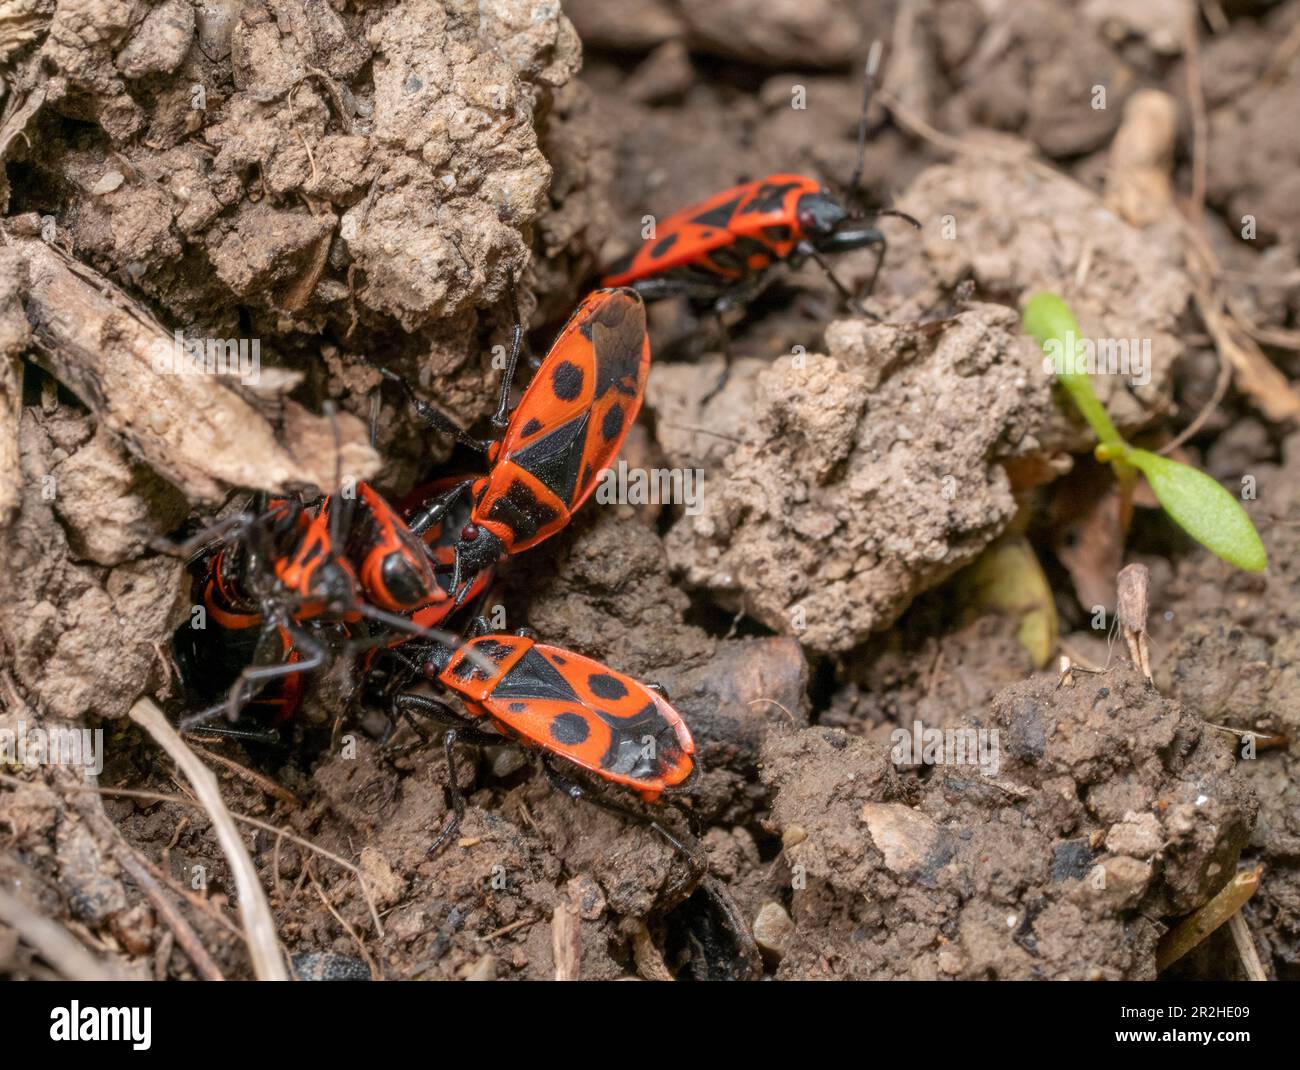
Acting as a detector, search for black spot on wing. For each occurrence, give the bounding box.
[485,479,561,543]
[651,232,679,258]
[588,673,628,700]
[691,195,743,229]
[600,403,624,443]
[508,412,590,507]
[551,360,584,402]
[550,712,590,745]
[494,647,581,702]
[520,418,543,438]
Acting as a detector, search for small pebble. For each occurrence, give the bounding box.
[465,954,495,981]
[90,171,124,196]
[290,952,371,981]
[753,902,795,962]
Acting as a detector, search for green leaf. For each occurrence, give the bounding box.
[1022,293,1081,358]
[1127,449,1268,572]
[1022,292,1126,453]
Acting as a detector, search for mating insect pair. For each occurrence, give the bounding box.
[174,285,649,726]
[170,477,479,740]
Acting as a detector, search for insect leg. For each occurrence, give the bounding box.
[391,693,498,743]
[375,367,494,452]
[491,269,529,429]
[426,728,467,855]
[846,40,885,201]
[178,622,274,732]
[697,310,733,406]
[184,721,283,746]
[146,510,252,561]
[805,247,883,322]
[542,760,762,976]
[223,624,326,725]
[541,757,705,896]
[390,694,501,855]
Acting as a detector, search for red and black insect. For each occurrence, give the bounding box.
[601,43,918,316]
[392,287,651,601]
[171,477,464,737]
[170,494,331,739]
[376,619,759,973]
[383,618,695,854]
[172,578,308,736]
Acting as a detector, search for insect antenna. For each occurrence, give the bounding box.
[323,400,345,553]
[846,39,884,213]
[355,604,499,678]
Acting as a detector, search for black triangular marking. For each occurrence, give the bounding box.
[691,195,743,229]
[494,647,582,703]
[743,181,801,215]
[508,412,589,505]
[485,479,560,542]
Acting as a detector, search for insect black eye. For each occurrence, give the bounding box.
[381,554,424,607]
[461,523,479,543]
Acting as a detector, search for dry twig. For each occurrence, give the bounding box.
[1116,563,1152,681]
[0,887,119,981]
[129,697,289,980]
[551,893,582,981]
[1156,867,1262,972]
[305,861,379,980]
[1228,912,1268,981]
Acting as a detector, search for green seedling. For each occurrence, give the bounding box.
[1023,292,1266,573]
